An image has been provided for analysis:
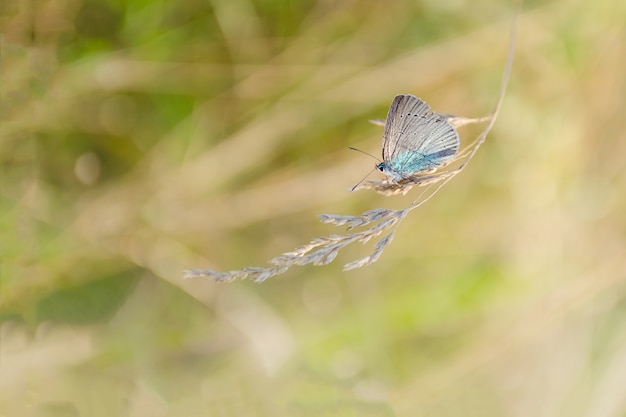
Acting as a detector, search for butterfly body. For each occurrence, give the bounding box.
[378,94,460,183]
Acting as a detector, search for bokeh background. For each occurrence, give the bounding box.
[2,0,626,415]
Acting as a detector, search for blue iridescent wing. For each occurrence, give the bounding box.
[382,95,459,176]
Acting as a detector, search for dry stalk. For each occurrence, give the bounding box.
[184,6,519,283]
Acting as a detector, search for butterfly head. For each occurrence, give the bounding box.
[375,161,404,183]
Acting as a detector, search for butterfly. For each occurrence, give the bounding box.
[376,94,460,183]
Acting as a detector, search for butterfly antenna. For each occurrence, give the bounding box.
[351,167,378,192]
[348,146,381,163]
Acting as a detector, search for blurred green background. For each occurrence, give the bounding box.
[2,0,626,415]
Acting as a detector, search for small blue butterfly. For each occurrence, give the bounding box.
[376,94,460,183]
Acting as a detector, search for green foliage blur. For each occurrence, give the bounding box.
[2,0,626,416]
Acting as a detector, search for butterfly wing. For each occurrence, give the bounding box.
[382,94,459,176]
[381,94,431,161]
